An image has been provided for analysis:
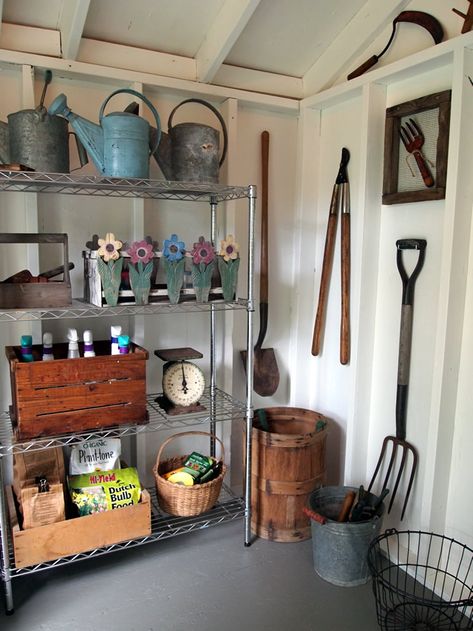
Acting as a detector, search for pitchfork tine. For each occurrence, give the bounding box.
[400,445,418,520]
[367,436,390,493]
[387,445,409,513]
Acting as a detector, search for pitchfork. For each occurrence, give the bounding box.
[367,238,426,520]
[399,118,434,188]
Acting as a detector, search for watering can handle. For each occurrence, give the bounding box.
[167,98,228,167]
[99,88,161,157]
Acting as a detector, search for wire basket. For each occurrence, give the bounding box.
[368,529,473,630]
[153,430,226,517]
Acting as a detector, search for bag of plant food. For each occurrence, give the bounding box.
[69,437,121,474]
[68,467,141,516]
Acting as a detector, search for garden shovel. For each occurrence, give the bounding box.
[241,131,279,397]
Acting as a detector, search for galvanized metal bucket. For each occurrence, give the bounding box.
[7,109,73,172]
[156,98,228,182]
[307,485,385,587]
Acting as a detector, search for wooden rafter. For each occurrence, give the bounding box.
[59,0,90,60]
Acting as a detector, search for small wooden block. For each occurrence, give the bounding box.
[154,347,203,362]
[0,163,34,171]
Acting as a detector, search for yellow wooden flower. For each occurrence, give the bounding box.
[98,232,123,261]
[219,234,239,261]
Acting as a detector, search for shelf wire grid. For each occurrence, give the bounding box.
[1,484,245,579]
[0,171,252,202]
[0,388,246,456]
[0,297,249,323]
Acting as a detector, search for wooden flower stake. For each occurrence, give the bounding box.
[129,260,153,305]
[217,256,240,301]
[163,257,185,304]
[191,236,216,303]
[192,260,215,302]
[97,256,123,306]
[218,235,240,302]
[126,238,156,305]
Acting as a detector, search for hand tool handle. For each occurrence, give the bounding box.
[260,131,269,304]
[396,238,426,439]
[340,190,350,365]
[302,506,326,525]
[347,55,379,80]
[254,131,270,351]
[413,151,434,187]
[311,194,339,356]
[337,490,356,522]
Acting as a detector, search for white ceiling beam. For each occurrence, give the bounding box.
[303,0,411,97]
[0,47,299,113]
[59,0,90,60]
[79,38,197,81]
[0,23,61,57]
[195,0,260,83]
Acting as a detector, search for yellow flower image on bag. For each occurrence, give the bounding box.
[68,467,141,516]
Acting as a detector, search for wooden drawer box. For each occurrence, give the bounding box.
[0,233,72,309]
[6,341,149,439]
[6,485,151,569]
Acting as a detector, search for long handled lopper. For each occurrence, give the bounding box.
[312,147,351,364]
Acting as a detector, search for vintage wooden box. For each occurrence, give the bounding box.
[6,341,149,439]
[0,233,72,309]
[6,485,151,569]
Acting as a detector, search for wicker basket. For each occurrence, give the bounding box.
[153,431,226,517]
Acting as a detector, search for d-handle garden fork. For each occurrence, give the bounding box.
[368,238,426,520]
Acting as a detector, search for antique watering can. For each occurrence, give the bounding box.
[48,88,161,179]
[0,70,87,172]
[151,98,228,183]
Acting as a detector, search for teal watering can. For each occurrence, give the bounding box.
[48,88,161,179]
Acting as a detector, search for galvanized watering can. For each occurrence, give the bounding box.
[48,88,161,179]
[152,98,228,183]
[0,70,87,172]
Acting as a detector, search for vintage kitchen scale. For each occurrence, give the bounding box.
[155,347,206,415]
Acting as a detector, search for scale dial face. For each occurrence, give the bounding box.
[162,361,205,407]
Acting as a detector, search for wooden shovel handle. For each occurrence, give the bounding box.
[260,131,269,303]
[340,211,350,364]
[312,193,338,356]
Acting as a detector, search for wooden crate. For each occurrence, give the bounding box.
[0,233,72,309]
[6,485,151,569]
[6,341,149,439]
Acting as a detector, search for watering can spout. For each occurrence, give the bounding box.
[49,93,105,174]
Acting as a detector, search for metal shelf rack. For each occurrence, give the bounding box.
[0,388,246,456]
[0,172,257,614]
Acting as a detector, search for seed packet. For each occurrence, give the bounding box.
[68,467,141,516]
[69,437,121,474]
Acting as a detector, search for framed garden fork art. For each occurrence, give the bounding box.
[382,90,451,205]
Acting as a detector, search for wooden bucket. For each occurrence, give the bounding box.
[250,407,329,542]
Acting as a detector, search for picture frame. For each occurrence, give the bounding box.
[382,90,451,205]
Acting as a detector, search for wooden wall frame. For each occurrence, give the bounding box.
[382,90,451,205]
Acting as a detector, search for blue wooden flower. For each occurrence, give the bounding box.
[163,234,186,261]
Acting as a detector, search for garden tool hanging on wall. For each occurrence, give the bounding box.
[347,11,444,80]
[367,238,426,521]
[312,147,351,365]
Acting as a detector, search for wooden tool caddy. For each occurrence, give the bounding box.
[6,341,149,439]
[0,233,72,309]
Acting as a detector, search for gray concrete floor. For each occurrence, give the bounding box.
[0,520,380,630]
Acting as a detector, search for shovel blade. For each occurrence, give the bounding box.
[240,348,280,397]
